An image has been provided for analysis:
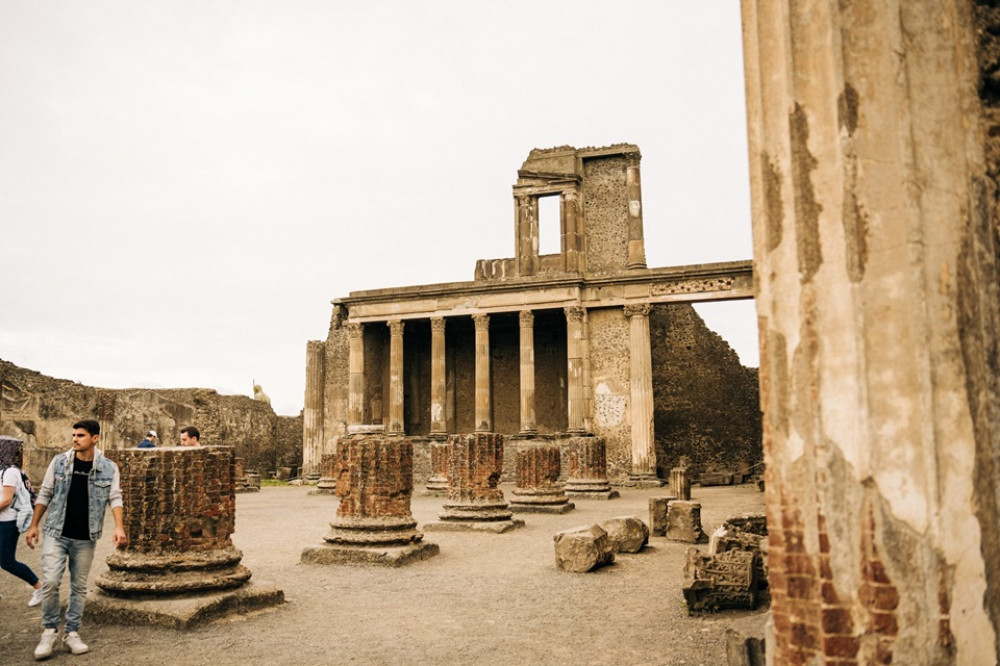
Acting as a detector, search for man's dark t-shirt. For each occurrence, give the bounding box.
[61,456,92,540]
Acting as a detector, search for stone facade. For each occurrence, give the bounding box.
[0,359,302,482]
[304,146,760,484]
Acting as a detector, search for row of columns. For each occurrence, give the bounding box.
[344,305,656,476]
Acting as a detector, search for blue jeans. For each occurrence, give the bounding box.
[40,535,96,633]
[0,520,39,586]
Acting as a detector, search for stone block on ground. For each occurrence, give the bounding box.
[553,524,614,573]
[700,472,734,486]
[682,548,757,614]
[598,516,649,553]
[666,500,708,543]
[649,496,674,537]
[710,517,769,590]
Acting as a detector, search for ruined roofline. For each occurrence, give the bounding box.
[525,143,640,159]
[330,259,752,307]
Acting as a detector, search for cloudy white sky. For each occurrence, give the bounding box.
[0,2,755,416]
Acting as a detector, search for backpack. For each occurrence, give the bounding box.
[8,470,34,533]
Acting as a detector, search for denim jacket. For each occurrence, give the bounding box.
[36,449,123,540]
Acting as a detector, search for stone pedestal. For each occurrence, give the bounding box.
[89,447,283,628]
[246,472,261,490]
[670,467,691,501]
[233,457,258,493]
[301,435,438,566]
[666,500,708,543]
[649,496,675,537]
[563,436,619,500]
[424,438,449,494]
[423,433,524,533]
[509,439,574,514]
[308,453,338,495]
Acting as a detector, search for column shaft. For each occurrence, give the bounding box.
[429,317,447,436]
[303,341,326,478]
[625,304,654,477]
[347,323,365,427]
[564,307,586,434]
[625,154,647,269]
[387,320,405,435]
[518,310,536,435]
[473,314,492,432]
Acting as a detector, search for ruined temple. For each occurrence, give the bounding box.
[303,144,760,482]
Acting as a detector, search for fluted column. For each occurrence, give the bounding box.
[625,152,647,269]
[347,322,365,428]
[387,320,405,435]
[624,304,655,479]
[564,306,586,434]
[429,317,447,437]
[518,310,536,436]
[473,313,492,432]
[303,340,326,479]
[515,195,535,276]
[562,190,582,273]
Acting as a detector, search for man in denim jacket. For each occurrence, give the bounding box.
[24,419,126,660]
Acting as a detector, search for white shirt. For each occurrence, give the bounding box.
[0,466,23,522]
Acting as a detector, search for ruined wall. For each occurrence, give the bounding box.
[587,307,633,478]
[583,155,630,274]
[650,304,762,478]
[0,359,302,481]
[322,325,350,452]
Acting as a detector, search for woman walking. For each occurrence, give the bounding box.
[0,436,43,606]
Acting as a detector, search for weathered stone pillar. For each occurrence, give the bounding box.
[515,195,535,276]
[301,435,438,566]
[670,467,691,501]
[564,306,586,434]
[625,152,647,269]
[425,439,449,494]
[624,304,658,485]
[89,448,283,628]
[347,322,365,428]
[387,320,405,435]
[303,340,326,479]
[429,317,447,437]
[563,436,618,500]
[518,309,537,435]
[424,433,524,533]
[509,439,574,514]
[473,314,492,432]
[562,190,582,273]
[309,452,337,495]
[742,1,1000,662]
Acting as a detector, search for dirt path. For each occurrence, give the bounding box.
[0,484,766,666]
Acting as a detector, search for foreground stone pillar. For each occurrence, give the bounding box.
[518,310,537,435]
[429,317,447,437]
[88,447,283,628]
[564,306,586,434]
[424,433,524,533]
[347,322,365,427]
[742,2,1000,662]
[509,440,574,514]
[670,467,691,501]
[387,320,405,435]
[563,436,618,500]
[301,435,438,566]
[308,452,337,495]
[624,303,659,486]
[302,339,326,479]
[473,314,492,432]
[424,439,449,494]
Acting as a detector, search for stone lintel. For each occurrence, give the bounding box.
[300,542,439,567]
[422,518,525,533]
[85,583,285,630]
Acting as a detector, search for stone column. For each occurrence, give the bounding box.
[387,319,405,435]
[429,317,447,437]
[347,322,365,428]
[625,152,647,269]
[562,190,582,273]
[424,433,524,533]
[518,310,537,436]
[510,439,574,514]
[302,340,326,480]
[473,313,492,432]
[515,194,535,276]
[301,434,438,566]
[90,448,282,627]
[309,453,337,495]
[624,304,658,484]
[564,306,586,434]
[742,2,1000,662]
[670,467,691,501]
[563,436,618,500]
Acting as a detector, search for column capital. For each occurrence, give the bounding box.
[346,322,364,338]
[564,306,585,323]
[561,189,578,203]
[623,303,651,319]
[430,317,446,333]
[472,313,490,331]
[387,319,405,336]
[519,310,534,327]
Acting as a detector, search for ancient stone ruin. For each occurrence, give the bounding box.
[509,438,574,513]
[88,447,283,628]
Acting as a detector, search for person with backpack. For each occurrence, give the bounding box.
[0,435,43,607]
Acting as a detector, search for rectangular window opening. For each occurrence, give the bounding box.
[537,195,561,256]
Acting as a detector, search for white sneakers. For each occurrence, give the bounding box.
[33,629,90,659]
[62,631,90,655]
[33,628,58,660]
[28,587,43,607]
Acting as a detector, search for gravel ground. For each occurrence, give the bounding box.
[0,483,767,666]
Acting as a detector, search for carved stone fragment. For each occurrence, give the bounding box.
[682,548,757,614]
[598,516,649,553]
[553,524,615,573]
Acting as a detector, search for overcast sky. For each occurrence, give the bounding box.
[0,2,755,416]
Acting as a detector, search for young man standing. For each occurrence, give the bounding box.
[25,419,127,660]
[179,426,201,446]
